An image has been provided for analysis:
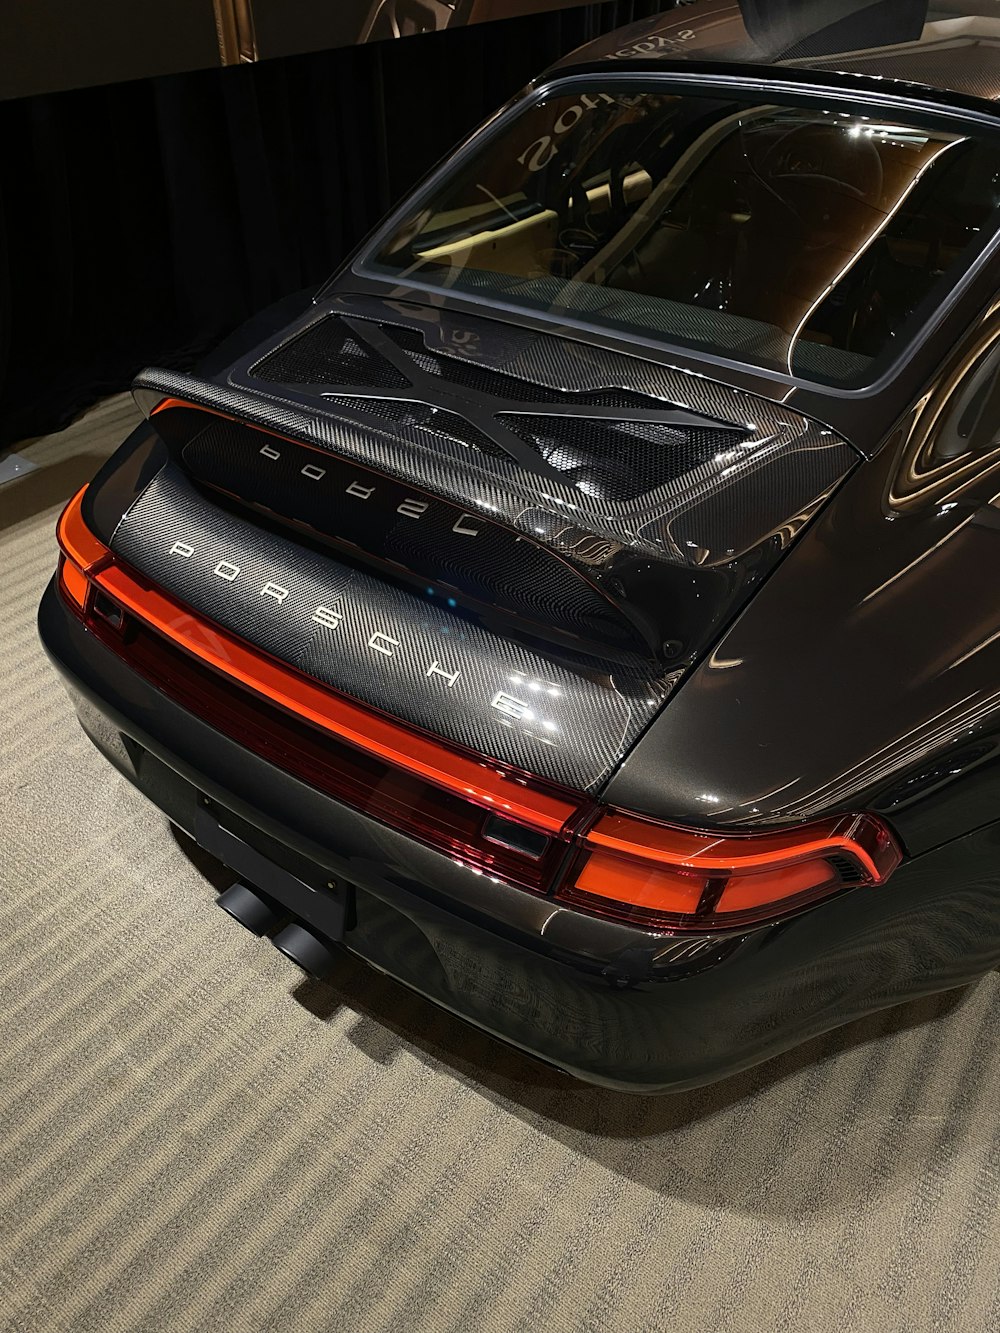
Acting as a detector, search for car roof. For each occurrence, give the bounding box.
[547,0,1000,111]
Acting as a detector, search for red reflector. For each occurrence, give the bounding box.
[58,556,90,611]
[56,486,110,574]
[715,858,837,912]
[575,853,706,915]
[560,810,902,930]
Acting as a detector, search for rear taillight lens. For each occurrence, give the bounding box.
[57,555,90,611]
[558,810,902,931]
[56,485,109,574]
[54,486,904,931]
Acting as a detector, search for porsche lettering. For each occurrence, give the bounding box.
[312,605,343,631]
[253,440,483,539]
[367,631,399,657]
[161,535,571,732]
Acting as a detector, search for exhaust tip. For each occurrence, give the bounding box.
[272,922,339,979]
[216,881,283,936]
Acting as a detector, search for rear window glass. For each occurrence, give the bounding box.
[367,85,1000,386]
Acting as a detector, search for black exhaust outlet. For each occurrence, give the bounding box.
[272,922,339,979]
[216,881,283,935]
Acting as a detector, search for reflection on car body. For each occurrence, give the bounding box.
[39,1,1000,1090]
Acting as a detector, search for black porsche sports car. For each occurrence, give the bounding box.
[40,1,1000,1091]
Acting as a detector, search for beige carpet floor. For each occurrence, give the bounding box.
[1,396,999,1333]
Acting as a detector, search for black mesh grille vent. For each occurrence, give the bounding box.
[320,394,417,422]
[320,394,506,457]
[252,316,743,418]
[386,325,685,412]
[828,854,866,887]
[498,414,741,503]
[252,321,409,389]
[393,331,570,405]
[249,315,750,499]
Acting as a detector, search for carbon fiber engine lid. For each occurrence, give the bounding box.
[110,294,863,788]
[131,293,857,673]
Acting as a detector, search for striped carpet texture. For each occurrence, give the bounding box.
[2,396,999,1333]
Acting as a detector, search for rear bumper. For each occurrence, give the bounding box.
[38,577,1000,1091]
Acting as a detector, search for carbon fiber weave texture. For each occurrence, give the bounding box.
[112,466,664,790]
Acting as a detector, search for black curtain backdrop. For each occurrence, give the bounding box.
[0,2,672,448]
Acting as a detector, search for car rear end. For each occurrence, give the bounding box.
[39,66,1000,1089]
[38,305,895,1090]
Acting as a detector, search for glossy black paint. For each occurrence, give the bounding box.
[39,1,1000,1088]
[38,579,1000,1090]
[607,296,1000,854]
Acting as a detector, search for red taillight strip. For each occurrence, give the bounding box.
[584,810,893,883]
[57,487,112,574]
[56,488,580,835]
[563,807,902,930]
[56,485,905,931]
[58,556,90,611]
